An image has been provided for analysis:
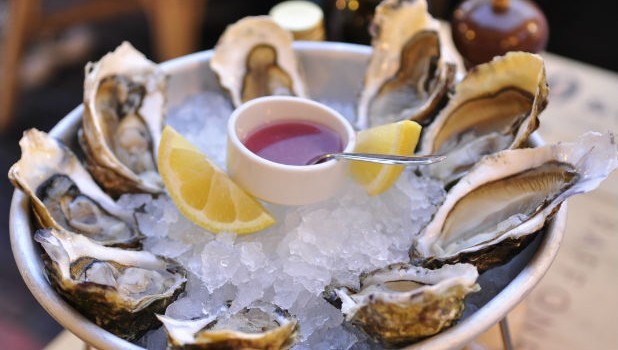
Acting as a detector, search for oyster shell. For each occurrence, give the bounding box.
[210,16,307,107]
[81,42,166,197]
[8,129,141,248]
[412,132,618,271]
[419,51,549,184]
[356,0,456,129]
[157,303,299,349]
[35,228,187,341]
[327,262,479,347]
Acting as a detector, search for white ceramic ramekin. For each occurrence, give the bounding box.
[227,96,356,206]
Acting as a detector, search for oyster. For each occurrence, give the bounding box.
[210,16,307,107]
[157,303,299,349]
[81,41,166,197]
[356,0,456,129]
[327,262,479,347]
[419,51,549,184]
[412,132,618,271]
[35,228,187,341]
[8,129,141,247]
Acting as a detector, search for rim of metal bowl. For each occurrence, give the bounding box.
[9,41,567,350]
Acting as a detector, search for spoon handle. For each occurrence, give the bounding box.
[315,153,446,165]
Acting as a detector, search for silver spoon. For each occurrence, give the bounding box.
[307,153,446,166]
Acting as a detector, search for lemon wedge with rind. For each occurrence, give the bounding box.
[350,120,422,195]
[158,126,275,234]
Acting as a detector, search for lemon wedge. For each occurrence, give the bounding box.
[158,126,275,234]
[350,120,422,195]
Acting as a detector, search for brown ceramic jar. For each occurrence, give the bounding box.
[451,0,549,68]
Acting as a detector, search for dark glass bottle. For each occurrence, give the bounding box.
[323,0,457,44]
[324,0,381,44]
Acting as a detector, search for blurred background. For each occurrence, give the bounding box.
[1,0,616,349]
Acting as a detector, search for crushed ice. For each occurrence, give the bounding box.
[127,91,446,349]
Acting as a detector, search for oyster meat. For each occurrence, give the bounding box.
[157,303,299,349]
[419,51,549,184]
[81,42,166,197]
[210,16,307,107]
[327,262,479,347]
[412,132,618,271]
[356,0,456,129]
[35,228,187,341]
[8,129,141,247]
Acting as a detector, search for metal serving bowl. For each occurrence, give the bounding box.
[9,41,567,350]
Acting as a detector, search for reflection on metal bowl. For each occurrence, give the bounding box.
[9,42,567,350]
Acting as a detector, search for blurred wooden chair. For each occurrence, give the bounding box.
[0,0,207,132]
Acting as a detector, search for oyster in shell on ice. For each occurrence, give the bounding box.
[157,303,299,349]
[356,0,456,129]
[412,132,618,271]
[35,228,187,341]
[210,16,307,107]
[8,129,142,248]
[419,51,548,184]
[81,42,166,197]
[326,262,479,347]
